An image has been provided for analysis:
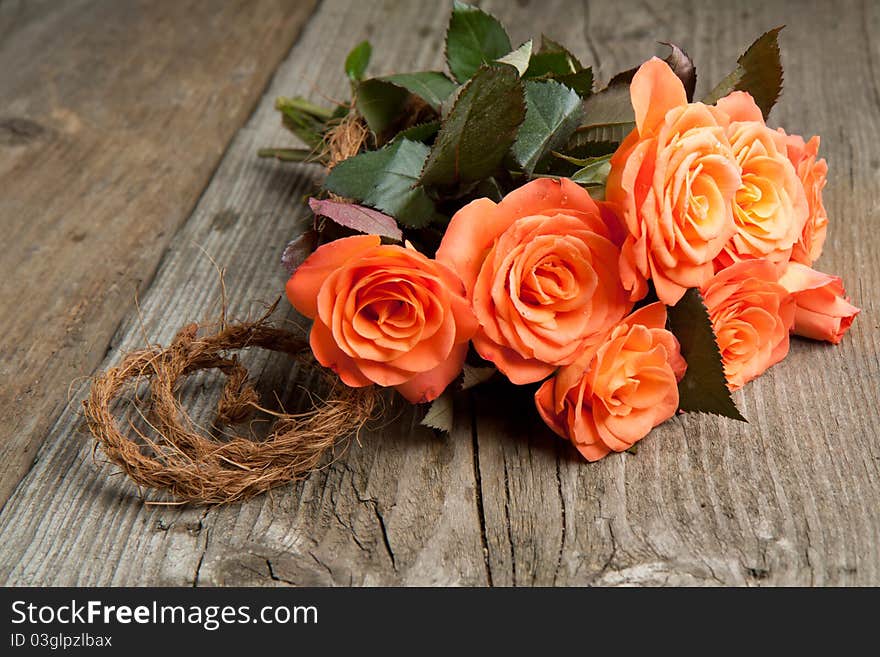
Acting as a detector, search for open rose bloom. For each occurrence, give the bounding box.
[437,178,631,384]
[283,48,859,464]
[286,235,477,403]
[606,58,741,305]
[535,303,686,460]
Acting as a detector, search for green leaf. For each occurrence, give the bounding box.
[420,64,526,187]
[568,153,612,186]
[345,40,372,82]
[380,72,457,110]
[275,96,330,149]
[604,43,696,102]
[421,391,454,432]
[257,147,317,162]
[497,40,533,76]
[445,1,512,83]
[564,40,696,152]
[276,96,333,120]
[703,26,784,119]
[565,121,634,154]
[525,36,594,96]
[512,80,584,174]
[580,78,634,126]
[356,79,411,136]
[667,288,747,421]
[562,75,635,155]
[553,69,594,97]
[357,73,454,138]
[324,138,437,228]
[397,120,440,143]
[526,38,579,77]
[461,365,496,390]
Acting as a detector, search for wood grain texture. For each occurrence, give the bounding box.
[0,0,877,587]
[0,0,318,508]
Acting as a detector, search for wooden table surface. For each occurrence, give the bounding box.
[0,0,877,586]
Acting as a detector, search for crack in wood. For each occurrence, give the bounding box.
[470,401,493,587]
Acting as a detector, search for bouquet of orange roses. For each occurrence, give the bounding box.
[266,2,859,461]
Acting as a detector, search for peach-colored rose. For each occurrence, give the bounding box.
[606,57,741,306]
[436,178,631,384]
[286,235,477,403]
[778,262,859,344]
[780,132,829,265]
[713,92,808,270]
[701,259,795,390]
[535,303,686,461]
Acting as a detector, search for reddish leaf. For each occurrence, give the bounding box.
[308,198,403,241]
[281,230,318,276]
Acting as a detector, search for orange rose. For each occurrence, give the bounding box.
[713,92,808,269]
[780,132,829,265]
[606,57,741,305]
[535,303,686,461]
[286,235,477,403]
[436,178,631,384]
[701,259,795,390]
[778,262,859,344]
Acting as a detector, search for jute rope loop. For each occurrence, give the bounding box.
[83,318,380,505]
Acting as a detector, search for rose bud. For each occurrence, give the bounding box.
[701,259,795,390]
[778,262,860,344]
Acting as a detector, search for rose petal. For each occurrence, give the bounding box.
[287,235,380,319]
[630,57,688,135]
[309,319,372,387]
[394,342,468,404]
[472,329,555,385]
[436,198,504,295]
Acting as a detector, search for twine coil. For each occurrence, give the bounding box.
[83,316,379,505]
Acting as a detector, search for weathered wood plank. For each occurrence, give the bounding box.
[0,0,490,587]
[0,0,878,587]
[0,0,318,507]
[472,0,880,586]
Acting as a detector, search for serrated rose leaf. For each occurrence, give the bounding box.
[379,72,457,110]
[308,198,402,241]
[525,35,593,96]
[355,79,410,137]
[445,1,512,83]
[497,40,533,76]
[562,74,635,155]
[660,42,696,101]
[421,391,454,433]
[274,96,328,149]
[461,365,497,390]
[345,40,372,82]
[568,153,612,186]
[575,42,694,144]
[703,26,784,119]
[281,230,318,276]
[513,79,584,173]
[257,147,316,162]
[397,121,440,143]
[324,138,438,228]
[420,64,526,187]
[667,288,747,421]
